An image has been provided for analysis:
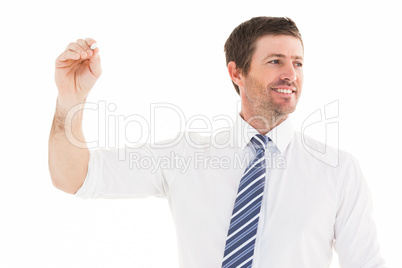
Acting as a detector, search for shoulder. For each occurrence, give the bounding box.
[291,131,359,171]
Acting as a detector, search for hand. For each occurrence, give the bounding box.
[55,38,102,107]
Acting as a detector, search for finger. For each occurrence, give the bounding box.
[56,49,80,63]
[88,49,102,78]
[84,37,97,48]
[76,38,90,51]
[64,42,88,59]
[77,38,98,58]
[83,37,99,59]
[65,42,86,54]
[76,39,92,58]
[56,40,91,64]
[85,38,98,58]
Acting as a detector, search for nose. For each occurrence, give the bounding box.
[280,62,297,82]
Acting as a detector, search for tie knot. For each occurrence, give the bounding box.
[250,134,269,151]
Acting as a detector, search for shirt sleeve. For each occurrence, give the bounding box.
[334,153,386,267]
[75,145,173,199]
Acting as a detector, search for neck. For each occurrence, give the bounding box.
[240,110,288,135]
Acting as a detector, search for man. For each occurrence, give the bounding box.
[49,17,385,267]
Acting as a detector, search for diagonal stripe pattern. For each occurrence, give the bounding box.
[222,134,269,268]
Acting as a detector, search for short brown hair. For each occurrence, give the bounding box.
[224,16,303,94]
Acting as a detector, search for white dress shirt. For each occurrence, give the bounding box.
[76,115,385,268]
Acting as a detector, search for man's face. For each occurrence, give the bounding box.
[240,35,304,120]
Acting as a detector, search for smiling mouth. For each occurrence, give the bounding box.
[271,88,295,94]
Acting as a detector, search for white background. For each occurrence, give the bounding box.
[1,0,401,267]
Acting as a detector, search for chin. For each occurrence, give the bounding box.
[276,106,297,117]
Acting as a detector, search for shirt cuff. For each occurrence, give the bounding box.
[74,149,102,199]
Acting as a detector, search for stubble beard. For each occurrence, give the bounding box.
[245,76,299,129]
[244,77,298,127]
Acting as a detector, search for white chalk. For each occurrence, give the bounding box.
[90,43,97,50]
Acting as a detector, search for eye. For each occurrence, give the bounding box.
[295,62,303,67]
[268,60,280,64]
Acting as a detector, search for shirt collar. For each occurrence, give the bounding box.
[235,113,295,153]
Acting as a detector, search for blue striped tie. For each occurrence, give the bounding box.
[222,134,269,268]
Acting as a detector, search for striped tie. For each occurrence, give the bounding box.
[222,134,269,268]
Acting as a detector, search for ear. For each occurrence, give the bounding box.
[228,61,245,88]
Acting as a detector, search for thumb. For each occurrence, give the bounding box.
[89,48,102,78]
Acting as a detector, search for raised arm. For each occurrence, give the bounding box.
[48,38,102,194]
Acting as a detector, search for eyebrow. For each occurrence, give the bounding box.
[263,53,304,62]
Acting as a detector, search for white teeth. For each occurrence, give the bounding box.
[273,88,293,94]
